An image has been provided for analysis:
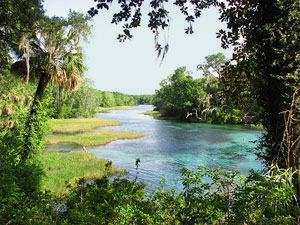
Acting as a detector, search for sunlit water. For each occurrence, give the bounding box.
[83,105,264,191]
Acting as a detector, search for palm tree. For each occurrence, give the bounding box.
[11,11,91,160]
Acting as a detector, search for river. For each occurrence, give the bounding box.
[87,105,263,191]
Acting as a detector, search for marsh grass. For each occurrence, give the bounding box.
[40,151,122,195]
[43,117,143,195]
[142,110,177,120]
[47,129,144,146]
[47,118,144,146]
[142,110,161,117]
[97,106,133,112]
[49,118,121,133]
[143,110,198,122]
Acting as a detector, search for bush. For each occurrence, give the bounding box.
[0,73,55,223]
[58,163,299,224]
[209,107,244,124]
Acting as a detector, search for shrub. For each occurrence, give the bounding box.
[59,163,299,224]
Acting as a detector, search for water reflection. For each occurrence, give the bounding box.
[45,142,82,153]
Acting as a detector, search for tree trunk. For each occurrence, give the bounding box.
[22,73,50,160]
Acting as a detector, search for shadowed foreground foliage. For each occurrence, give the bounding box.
[54,164,300,225]
[1,157,300,224]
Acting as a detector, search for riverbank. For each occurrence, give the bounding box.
[97,105,133,112]
[43,117,144,195]
[40,151,122,195]
[142,110,180,121]
[143,110,263,129]
[47,118,144,146]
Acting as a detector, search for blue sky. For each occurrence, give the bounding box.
[43,0,232,95]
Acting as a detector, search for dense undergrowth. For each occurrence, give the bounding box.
[2,158,300,224]
[54,163,299,225]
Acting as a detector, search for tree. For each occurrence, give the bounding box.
[49,78,102,118]
[11,11,91,159]
[0,0,44,71]
[197,53,227,78]
[100,91,114,107]
[154,67,207,120]
[216,1,300,172]
[197,53,228,107]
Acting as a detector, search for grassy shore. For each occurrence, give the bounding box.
[142,110,179,121]
[40,151,121,195]
[142,110,161,117]
[47,118,144,146]
[47,129,144,146]
[97,106,133,112]
[43,117,143,195]
[143,111,264,128]
[49,118,121,133]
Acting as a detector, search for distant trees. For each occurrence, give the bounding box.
[153,65,244,123]
[197,53,228,108]
[153,53,250,124]
[49,79,100,118]
[46,78,152,119]
[136,95,154,105]
[154,67,205,120]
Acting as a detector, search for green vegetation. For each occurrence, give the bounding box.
[59,163,299,224]
[153,56,260,124]
[48,129,144,146]
[40,151,121,195]
[0,0,299,224]
[142,110,161,117]
[47,79,153,119]
[47,118,144,146]
[142,110,179,121]
[97,105,133,111]
[49,118,121,133]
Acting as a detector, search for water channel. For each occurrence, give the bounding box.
[85,105,264,191]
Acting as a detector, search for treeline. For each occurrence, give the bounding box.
[2,74,153,119]
[153,53,262,124]
[47,79,153,119]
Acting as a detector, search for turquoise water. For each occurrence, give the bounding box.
[87,105,264,191]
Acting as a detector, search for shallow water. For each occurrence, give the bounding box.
[45,142,83,152]
[85,105,264,191]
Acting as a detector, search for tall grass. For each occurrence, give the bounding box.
[97,106,133,112]
[43,117,144,195]
[47,118,144,146]
[40,151,121,195]
[49,118,121,133]
[47,129,144,146]
[142,110,161,117]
